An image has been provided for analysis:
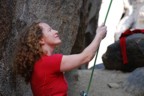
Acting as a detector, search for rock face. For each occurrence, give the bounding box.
[74,69,131,96]
[15,0,82,95]
[0,0,83,96]
[114,0,144,41]
[0,0,16,96]
[0,0,102,95]
[123,67,144,96]
[72,68,144,96]
[102,33,144,72]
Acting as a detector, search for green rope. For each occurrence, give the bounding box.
[86,50,98,94]
[104,0,113,25]
[86,0,113,95]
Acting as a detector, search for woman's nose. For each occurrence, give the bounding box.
[54,29,58,33]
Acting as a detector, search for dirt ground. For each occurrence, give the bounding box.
[68,68,132,96]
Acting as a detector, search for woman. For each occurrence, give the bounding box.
[14,21,107,96]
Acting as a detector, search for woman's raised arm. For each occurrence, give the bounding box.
[60,24,107,72]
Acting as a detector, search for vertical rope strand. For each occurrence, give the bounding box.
[86,0,113,95]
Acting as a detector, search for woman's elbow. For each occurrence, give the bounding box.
[82,53,94,63]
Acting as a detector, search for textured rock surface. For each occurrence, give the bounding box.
[72,68,144,96]
[102,33,144,72]
[0,0,82,95]
[123,67,144,96]
[0,0,16,96]
[114,0,144,41]
[14,0,82,54]
[74,69,131,96]
[14,0,82,95]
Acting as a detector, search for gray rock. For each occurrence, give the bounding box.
[0,0,82,96]
[107,82,121,89]
[102,33,144,72]
[73,69,131,96]
[123,67,144,96]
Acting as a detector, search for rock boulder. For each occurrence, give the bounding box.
[102,33,144,72]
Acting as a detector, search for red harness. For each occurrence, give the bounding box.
[120,29,144,64]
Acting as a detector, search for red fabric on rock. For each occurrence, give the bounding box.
[120,29,144,64]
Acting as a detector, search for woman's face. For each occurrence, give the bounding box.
[39,23,61,47]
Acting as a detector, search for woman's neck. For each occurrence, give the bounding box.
[41,44,55,56]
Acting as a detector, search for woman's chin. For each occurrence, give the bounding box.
[56,40,62,45]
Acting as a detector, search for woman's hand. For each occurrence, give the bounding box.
[96,24,107,40]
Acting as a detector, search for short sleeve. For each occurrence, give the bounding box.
[43,54,63,73]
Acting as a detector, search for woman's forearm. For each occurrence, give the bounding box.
[81,35,103,63]
[81,24,107,63]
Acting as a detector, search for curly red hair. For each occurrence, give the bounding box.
[13,22,43,83]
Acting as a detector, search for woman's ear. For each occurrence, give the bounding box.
[39,38,45,45]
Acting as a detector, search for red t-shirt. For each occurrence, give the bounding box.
[30,54,68,96]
